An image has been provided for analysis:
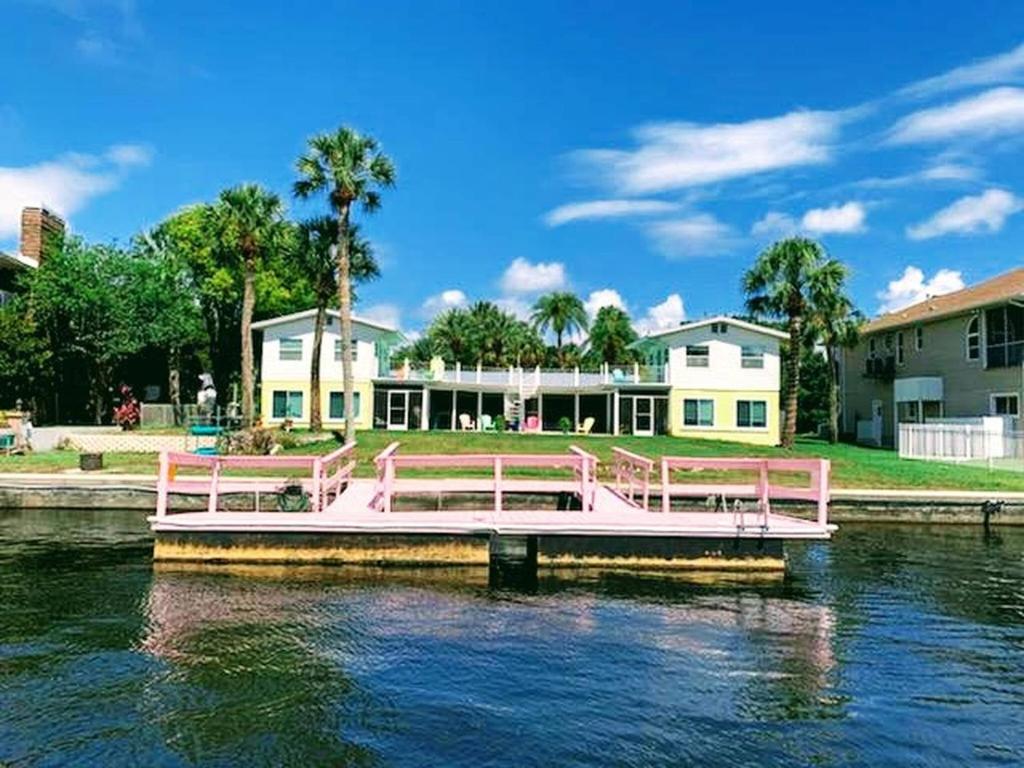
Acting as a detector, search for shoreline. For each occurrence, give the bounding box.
[2,472,1023,525]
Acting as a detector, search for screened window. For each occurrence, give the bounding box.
[711,322,728,334]
[686,345,710,367]
[271,390,303,419]
[279,338,303,361]
[741,345,765,369]
[334,340,359,362]
[915,326,923,351]
[966,316,980,360]
[329,391,361,419]
[984,305,1024,367]
[896,332,904,365]
[683,399,714,426]
[991,393,1019,417]
[737,400,767,428]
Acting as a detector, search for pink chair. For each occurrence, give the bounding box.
[525,415,540,432]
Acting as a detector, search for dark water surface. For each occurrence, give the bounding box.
[1,511,1023,767]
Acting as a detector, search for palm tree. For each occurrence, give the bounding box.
[743,237,837,448]
[586,306,638,364]
[296,217,379,432]
[294,126,396,442]
[216,184,284,426]
[531,292,589,365]
[808,262,862,443]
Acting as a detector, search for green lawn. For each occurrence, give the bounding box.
[1,430,1023,492]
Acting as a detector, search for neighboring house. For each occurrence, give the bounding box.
[842,267,1024,448]
[0,207,64,305]
[256,311,785,445]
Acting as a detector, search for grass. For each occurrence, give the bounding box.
[2,430,1024,492]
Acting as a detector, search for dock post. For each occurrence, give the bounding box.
[312,457,323,514]
[156,451,169,517]
[494,456,503,513]
[817,459,830,528]
[207,457,220,515]
[488,533,538,589]
[661,458,670,513]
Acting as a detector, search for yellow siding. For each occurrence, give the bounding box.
[260,379,375,431]
[668,388,780,446]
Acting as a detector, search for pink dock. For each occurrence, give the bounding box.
[150,443,834,571]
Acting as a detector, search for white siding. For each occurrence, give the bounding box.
[260,316,382,382]
[664,326,780,390]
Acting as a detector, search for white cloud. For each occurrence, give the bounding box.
[877,267,965,313]
[421,289,468,317]
[575,109,842,194]
[0,144,149,240]
[636,294,686,335]
[499,257,567,294]
[906,188,1023,240]
[106,143,152,167]
[359,303,402,330]
[901,43,1024,98]
[583,288,627,319]
[855,161,981,189]
[645,214,737,258]
[494,296,532,321]
[751,201,866,238]
[801,202,867,234]
[543,199,678,227]
[888,87,1024,144]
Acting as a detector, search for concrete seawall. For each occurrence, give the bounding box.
[3,473,1024,525]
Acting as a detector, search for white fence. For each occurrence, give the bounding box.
[898,420,1024,470]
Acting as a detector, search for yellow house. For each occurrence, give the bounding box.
[255,309,783,446]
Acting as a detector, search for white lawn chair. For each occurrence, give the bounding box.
[480,414,496,431]
[458,413,476,431]
[576,416,595,435]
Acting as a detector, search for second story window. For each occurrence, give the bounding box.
[868,337,876,359]
[686,345,709,367]
[896,332,904,366]
[741,345,765,369]
[279,338,302,361]
[334,340,359,362]
[966,316,980,361]
[710,322,728,334]
[915,326,923,351]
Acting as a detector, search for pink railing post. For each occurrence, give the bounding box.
[661,458,671,513]
[817,459,831,527]
[758,460,770,527]
[156,451,170,517]
[383,455,394,513]
[312,457,323,514]
[207,457,220,514]
[494,456,503,513]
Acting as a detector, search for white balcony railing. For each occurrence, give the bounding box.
[378,361,669,387]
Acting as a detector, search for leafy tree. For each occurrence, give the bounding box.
[296,217,379,431]
[0,297,52,411]
[808,263,862,443]
[743,237,841,448]
[214,184,286,425]
[294,126,396,443]
[27,238,146,423]
[586,306,638,365]
[531,292,588,365]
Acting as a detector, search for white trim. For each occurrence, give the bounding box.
[252,307,401,334]
[640,315,788,341]
[965,314,981,362]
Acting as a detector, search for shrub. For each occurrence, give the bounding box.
[558,416,572,434]
[494,414,506,432]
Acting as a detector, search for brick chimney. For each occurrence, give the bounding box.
[20,207,65,264]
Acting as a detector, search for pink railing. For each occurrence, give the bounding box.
[155,443,357,516]
[372,443,599,513]
[659,456,830,528]
[611,447,654,510]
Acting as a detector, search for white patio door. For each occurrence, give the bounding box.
[633,396,654,436]
[388,391,409,430]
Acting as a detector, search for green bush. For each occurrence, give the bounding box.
[558,416,572,434]
[494,414,506,432]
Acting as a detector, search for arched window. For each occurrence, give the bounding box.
[966,316,980,360]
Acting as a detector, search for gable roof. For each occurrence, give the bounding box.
[865,267,1024,334]
[637,314,789,342]
[251,308,402,336]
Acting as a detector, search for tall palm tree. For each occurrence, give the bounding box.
[296,217,380,432]
[808,262,862,443]
[531,292,589,365]
[294,126,396,442]
[216,184,284,426]
[743,237,835,448]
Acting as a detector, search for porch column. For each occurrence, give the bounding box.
[451,390,457,431]
[606,393,612,434]
[477,391,483,430]
[538,394,544,432]
[613,390,620,436]
[574,392,580,429]
[421,388,430,430]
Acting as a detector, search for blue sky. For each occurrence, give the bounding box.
[3,1,1024,335]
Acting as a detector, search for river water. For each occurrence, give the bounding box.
[1,510,1023,767]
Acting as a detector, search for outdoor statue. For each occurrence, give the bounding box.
[197,373,217,417]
